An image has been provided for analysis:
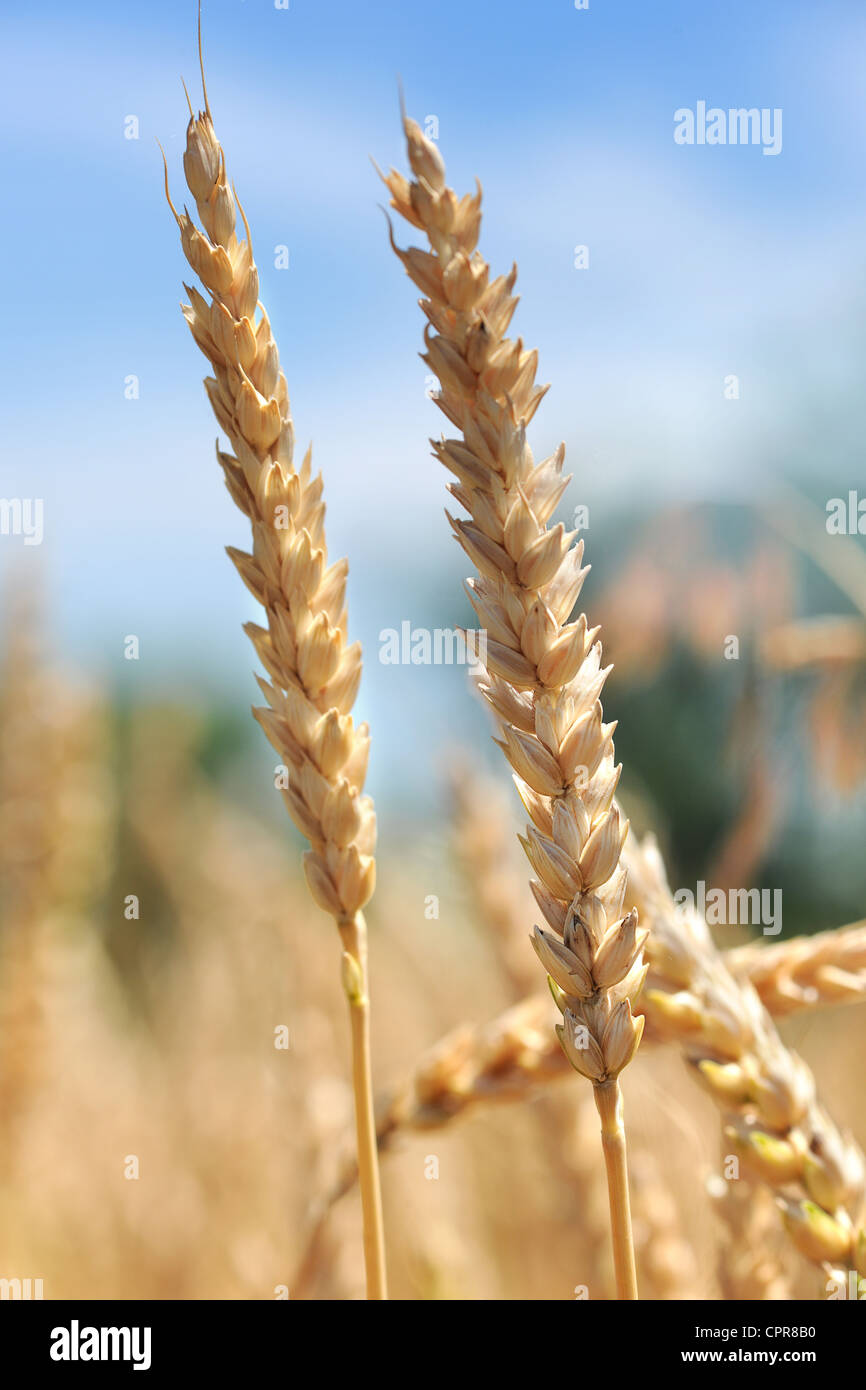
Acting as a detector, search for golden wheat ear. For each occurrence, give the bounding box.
[381,109,644,1299]
[163,39,386,1297]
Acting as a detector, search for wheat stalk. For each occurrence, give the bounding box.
[381,107,645,1300]
[726,923,866,1016]
[163,32,385,1298]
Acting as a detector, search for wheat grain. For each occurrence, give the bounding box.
[164,31,385,1298]
[382,107,644,1298]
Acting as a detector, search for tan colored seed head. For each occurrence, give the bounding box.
[383,114,643,1081]
[167,102,375,923]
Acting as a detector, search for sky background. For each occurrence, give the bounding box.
[1,0,865,820]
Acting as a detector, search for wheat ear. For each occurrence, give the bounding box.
[629,835,866,1282]
[164,51,385,1298]
[726,923,866,1016]
[382,114,645,1298]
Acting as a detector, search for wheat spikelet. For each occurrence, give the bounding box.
[382,108,645,1298]
[726,923,866,1016]
[163,29,385,1298]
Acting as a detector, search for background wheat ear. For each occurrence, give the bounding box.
[163,36,386,1298]
[381,109,647,1299]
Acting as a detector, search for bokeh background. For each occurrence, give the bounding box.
[0,0,864,1299]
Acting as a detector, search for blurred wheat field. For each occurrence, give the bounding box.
[0,564,862,1301]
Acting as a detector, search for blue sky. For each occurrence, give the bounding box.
[1,0,865,813]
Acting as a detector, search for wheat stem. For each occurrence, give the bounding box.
[593,1080,638,1300]
[339,912,387,1300]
